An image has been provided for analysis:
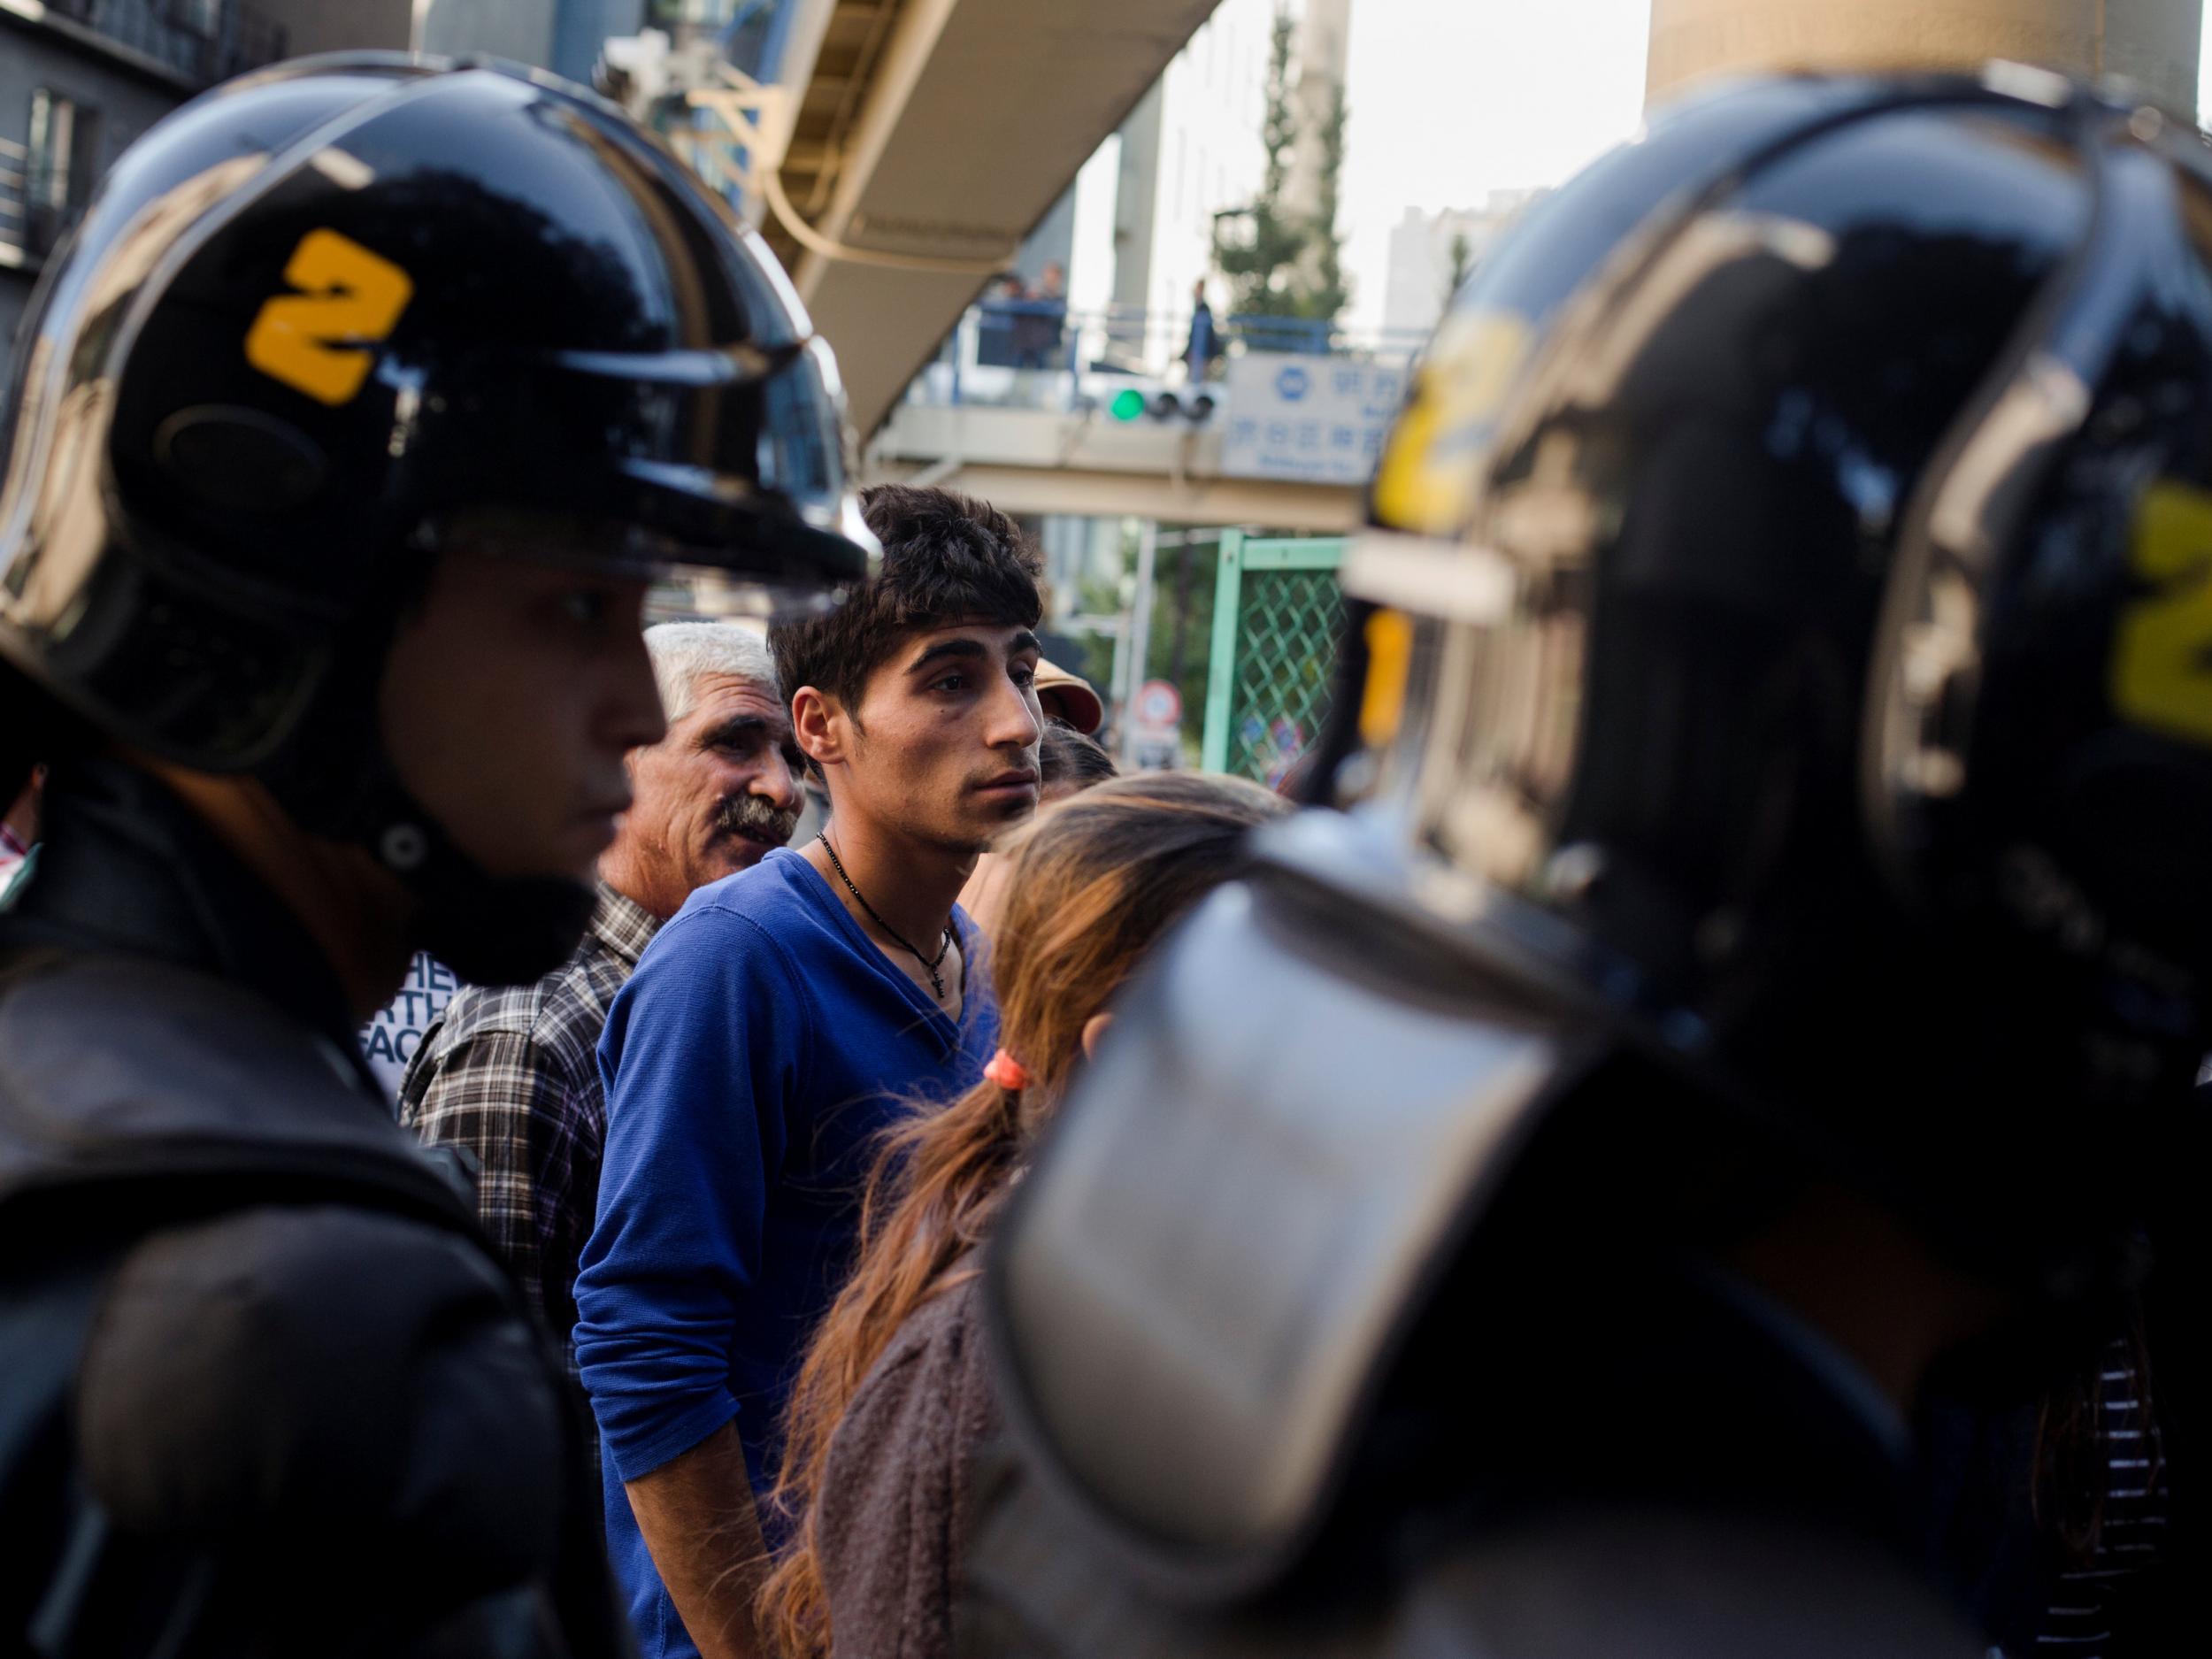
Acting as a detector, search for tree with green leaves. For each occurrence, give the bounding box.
[1213,6,1350,330]
[1443,227,1475,303]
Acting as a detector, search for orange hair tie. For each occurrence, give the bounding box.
[983,1048,1032,1091]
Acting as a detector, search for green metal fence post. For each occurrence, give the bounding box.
[1199,531,1245,772]
[1204,536,1349,782]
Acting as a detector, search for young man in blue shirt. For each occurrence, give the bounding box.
[575,485,1045,1659]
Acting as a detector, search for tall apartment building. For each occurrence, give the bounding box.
[419,0,657,84]
[0,0,686,380]
[1380,188,1546,338]
[416,0,563,70]
[0,0,418,380]
[1010,0,1351,375]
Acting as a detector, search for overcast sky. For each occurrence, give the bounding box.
[1336,2,2212,333]
[1338,1,1653,330]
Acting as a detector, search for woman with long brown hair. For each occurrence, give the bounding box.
[758,771,1286,1658]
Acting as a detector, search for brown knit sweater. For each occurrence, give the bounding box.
[816,1274,1000,1659]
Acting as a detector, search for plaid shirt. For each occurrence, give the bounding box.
[398,881,659,1372]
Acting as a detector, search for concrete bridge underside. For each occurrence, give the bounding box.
[763,0,1222,439]
[864,403,1360,531]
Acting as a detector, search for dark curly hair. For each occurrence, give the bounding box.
[769,484,1043,715]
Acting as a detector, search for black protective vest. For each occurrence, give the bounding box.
[0,760,629,1657]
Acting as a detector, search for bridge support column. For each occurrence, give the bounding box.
[1646,0,2200,118]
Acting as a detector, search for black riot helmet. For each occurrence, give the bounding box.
[0,53,875,979]
[972,73,2212,1597]
[971,72,2212,1601]
[1304,65,2212,1275]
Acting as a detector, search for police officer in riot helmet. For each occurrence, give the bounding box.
[962,68,2200,1655]
[0,55,872,1654]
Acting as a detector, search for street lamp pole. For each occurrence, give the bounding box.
[1118,517,1159,767]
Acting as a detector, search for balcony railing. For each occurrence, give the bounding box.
[0,5,291,272]
[903,299,1427,414]
[0,157,81,268]
[42,1,289,89]
[0,137,28,268]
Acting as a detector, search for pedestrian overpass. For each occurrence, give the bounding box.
[865,397,1363,532]
[689,0,2204,446]
[856,300,1422,530]
[682,0,1226,439]
[648,0,1391,527]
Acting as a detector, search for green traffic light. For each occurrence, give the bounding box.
[1109,387,1147,422]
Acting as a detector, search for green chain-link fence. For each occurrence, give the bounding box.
[1200,534,1348,787]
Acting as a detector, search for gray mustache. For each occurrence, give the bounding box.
[718,795,798,847]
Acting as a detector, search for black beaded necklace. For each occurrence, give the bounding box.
[818,834,955,998]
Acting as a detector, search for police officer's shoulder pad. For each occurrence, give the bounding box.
[76,1205,562,1587]
[986,836,1589,1600]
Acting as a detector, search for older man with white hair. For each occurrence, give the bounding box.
[401,622,802,1368]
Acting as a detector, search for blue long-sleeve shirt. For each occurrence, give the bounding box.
[574,848,996,1659]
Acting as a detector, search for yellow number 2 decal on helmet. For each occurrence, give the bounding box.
[1371,308,1531,537]
[2114,480,2212,747]
[243,229,413,406]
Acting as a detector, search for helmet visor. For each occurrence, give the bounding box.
[419,500,872,623]
[412,335,879,619]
